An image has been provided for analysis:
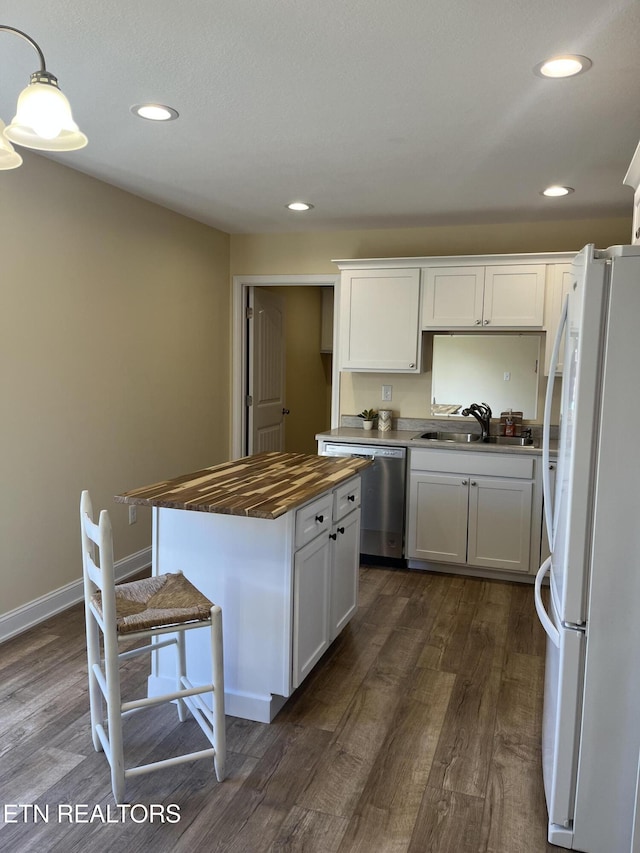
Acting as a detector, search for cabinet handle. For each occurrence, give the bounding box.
[315,514,324,523]
[549,464,555,470]
[347,495,355,502]
[462,479,468,485]
[409,362,415,368]
[329,532,337,540]
[471,481,477,486]
[337,526,345,535]
[475,319,481,325]
[483,319,490,325]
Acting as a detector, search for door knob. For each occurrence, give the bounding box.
[282,408,290,415]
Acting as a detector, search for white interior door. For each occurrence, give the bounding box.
[248,287,286,454]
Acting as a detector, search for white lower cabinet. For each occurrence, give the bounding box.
[292,477,360,689]
[407,449,535,575]
[330,507,360,637]
[149,474,362,722]
[293,531,332,687]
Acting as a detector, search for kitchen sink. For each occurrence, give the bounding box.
[413,431,481,443]
[413,432,536,447]
[485,435,535,447]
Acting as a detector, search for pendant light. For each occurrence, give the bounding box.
[1,24,87,160]
[0,119,23,170]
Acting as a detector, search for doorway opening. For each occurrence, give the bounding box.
[232,275,340,459]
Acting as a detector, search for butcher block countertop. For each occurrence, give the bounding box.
[114,451,371,519]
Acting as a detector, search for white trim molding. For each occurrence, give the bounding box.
[0,547,152,644]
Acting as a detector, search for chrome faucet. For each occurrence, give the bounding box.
[461,402,492,441]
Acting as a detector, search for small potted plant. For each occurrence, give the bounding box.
[358,408,378,430]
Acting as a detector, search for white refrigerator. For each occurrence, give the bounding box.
[535,244,640,851]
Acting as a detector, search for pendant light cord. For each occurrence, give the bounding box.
[0,25,47,72]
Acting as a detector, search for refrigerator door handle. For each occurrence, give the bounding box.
[535,556,560,647]
[542,295,569,550]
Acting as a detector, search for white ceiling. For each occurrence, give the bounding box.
[2,1,640,234]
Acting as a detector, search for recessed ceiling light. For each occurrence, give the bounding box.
[541,185,575,197]
[286,201,314,211]
[534,55,592,78]
[131,104,179,121]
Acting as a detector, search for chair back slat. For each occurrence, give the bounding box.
[80,491,117,626]
[85,553,102,589]
[83,511,101,547]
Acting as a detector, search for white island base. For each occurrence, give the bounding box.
[147,477,361,722]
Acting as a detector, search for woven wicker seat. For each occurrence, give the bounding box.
[80,491,226,804]
[92,572,214,634]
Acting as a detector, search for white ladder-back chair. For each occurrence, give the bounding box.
[80,490,226,803]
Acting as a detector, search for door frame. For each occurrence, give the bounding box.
[232,274,340,460]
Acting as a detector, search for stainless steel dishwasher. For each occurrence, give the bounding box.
[321,443,406,559]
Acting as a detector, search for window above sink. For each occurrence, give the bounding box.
[430,333,541,420]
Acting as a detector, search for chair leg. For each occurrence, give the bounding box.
[210,605,226,782]
[176,631,187,723]
[85,612,104,753]
[104,635,126,804]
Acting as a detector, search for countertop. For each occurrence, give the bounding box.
[114,451,371,519]
[316,427,559,456]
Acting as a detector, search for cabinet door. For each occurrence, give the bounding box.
[340,268,421,371]
[483,265,546,327]
[467,477,533,572]
[292,532,331,689]
[422,266,485,328]
[407,472,468,563]
[544,264,573,375]
[330,509,360,639]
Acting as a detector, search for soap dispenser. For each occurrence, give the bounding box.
[505,408,515,436]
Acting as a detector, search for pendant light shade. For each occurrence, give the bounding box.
[4,71,87,151]
[1,25,87,163]
[0,118,23,169]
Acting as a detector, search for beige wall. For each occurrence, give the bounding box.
[230,217,630,275]
[231,216,631,423]
[1,152,230,617]
[270,287,332,454]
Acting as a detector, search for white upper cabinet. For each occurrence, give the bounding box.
[483,265,546,326]
[423,263,546,328]
[338,267,421,372]
[423,266,485,327]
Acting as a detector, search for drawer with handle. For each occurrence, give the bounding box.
[333,476,361,520]
[295,494,333,550]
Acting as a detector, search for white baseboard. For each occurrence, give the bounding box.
[147,674,286,724]
[0,547,152,644]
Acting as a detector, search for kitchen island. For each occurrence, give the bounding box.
[115,452,370,722]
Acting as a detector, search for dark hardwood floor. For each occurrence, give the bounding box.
[0,566,561,852]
